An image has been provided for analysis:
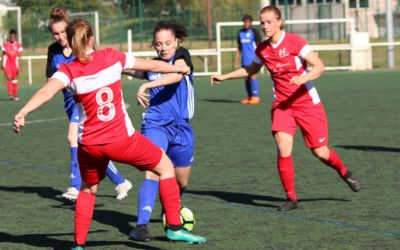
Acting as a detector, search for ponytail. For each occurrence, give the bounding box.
[152,21,188,47]
[66,19,94,63]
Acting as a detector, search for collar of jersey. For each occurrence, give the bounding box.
[86,49,94,55]
[269,31,285,49]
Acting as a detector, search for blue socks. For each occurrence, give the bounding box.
[137,179,159,225]
[251,78,259,97]
[245,79,252,98]
[69,147,81,189]
[105,161,125,185]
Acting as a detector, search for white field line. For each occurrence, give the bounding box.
[0,117,66,127]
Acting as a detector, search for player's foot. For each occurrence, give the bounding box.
[62,187,79,201]
[166,229,207,245]
[277,199,298,212]
[115,179,132,200]
[247,96,260,104]
[341,170,361,192]
[240,97,250,104]
[129,224,152,242]
[13,97,20,101]
[9,96,14,100]
[71,244,85,250]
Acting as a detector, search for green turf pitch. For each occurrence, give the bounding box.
[0,71,399,249]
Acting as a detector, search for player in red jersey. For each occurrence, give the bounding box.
[211,5,360,212]
[13,19,207,248]
[2,29,23,101]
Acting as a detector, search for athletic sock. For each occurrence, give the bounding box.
[159,177,181,226]
[12,80,18,97]
[74,191,96,245]
[105,161,125,185]
[245,79,252,98]
[180,187,186,197]
[251,79,259,97]
[278,155,297,200]
[70,147,81,189]
[137,179,159,225]
[321,149,348,177]
[7,80,12,97]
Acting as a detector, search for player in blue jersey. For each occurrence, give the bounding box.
[124,21,195,242]
[46,8,132,201]
[234,15,262,104]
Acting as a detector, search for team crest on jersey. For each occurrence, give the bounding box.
[246,32,251,38]
[279,48,289,58]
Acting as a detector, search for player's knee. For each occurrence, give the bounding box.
[151,153,175,178]
[277,144,292,157]
[177,178,188,189]
[81,183,98,195]
[312,147,330,160]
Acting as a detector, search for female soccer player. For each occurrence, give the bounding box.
[211,5,360,212]
[2,29,23,101]
[14,19,207,248]
[46,8,131,201]
[234,15,261,104]
[124,21,195,242]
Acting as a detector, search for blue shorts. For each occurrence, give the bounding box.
[63,90,79,124]
[142,119,194,167]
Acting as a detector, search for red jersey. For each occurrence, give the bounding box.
[52,48,136,145]
[2,41,23,68]
[254,32,320,108]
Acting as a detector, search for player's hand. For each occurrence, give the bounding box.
[136,84,150,108]
[290,75,308,85]
[13,111,26,134]
[210,74,225,86]
[180,66,191,75]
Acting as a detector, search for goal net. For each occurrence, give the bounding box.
[216,18,356,74]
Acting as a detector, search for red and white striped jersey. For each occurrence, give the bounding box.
[254,32,320,108]
[52,48,136,145]
[2,41,23,68]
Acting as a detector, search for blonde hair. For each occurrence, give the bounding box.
[260,5,286,30]
[66,19,93,63]
[48,7,69,32]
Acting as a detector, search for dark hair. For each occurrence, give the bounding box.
[9,29,17,35]
[260,5,286,30]
[242,14,253,22]
[66,18,94,63]
[48,7,69,32]
[152,21,188,46]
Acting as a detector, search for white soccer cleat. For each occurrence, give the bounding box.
[62,187,79,201]
[115,179,132,200]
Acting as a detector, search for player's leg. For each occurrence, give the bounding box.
[247,74,260,104]
[11,67,19,100]
[74,144,108,248]
[272,108,298,211]
[241,77,252,104]
[5,70,13,99]
[105,161,132,200]
[296,103,361,192]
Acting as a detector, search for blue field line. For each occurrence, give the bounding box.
[188,194,400,238]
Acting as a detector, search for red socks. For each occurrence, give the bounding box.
[278,155,297,200]
[12,80,18,97]
[74,191,96,245]
[321,149,348,177]
[7,80,12,97]
[159,177,181,226]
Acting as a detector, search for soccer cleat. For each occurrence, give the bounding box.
[166,229,207,245]
[13,97,20,101]
[277,199,298,212]
[71,244,85,250]
[341,171,361,192]
[240,97,250,104]
[115,179,132,200]
[9,96,14,100]
[247,97,260,105]
[62,187,79,201]
[129,224,152,242]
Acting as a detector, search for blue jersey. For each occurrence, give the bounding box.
[237,28,261,66]
[144,47,194,124]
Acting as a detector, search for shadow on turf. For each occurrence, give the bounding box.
[336,145,400,153]
[186,190,350,208]
[201,98,239,103]
[0,231,163,249]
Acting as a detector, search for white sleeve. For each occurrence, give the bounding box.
[298,44,311,60]
[51,72,71,88]
[1,47,5,51]
[124,54,136,69]
[253,54,263,65]
[18,47,23,52]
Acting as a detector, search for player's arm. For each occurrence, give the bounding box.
[290,48,325,85]
[211,61,262,86]
[130,58,190,75]
[13,79,64,133]
[136,58,187,108]
[1,50,5,70]
[122,69,146,79]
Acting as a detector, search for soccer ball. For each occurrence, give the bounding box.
[162,206,195,231]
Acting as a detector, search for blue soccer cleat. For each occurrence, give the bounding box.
[166,229,207,245]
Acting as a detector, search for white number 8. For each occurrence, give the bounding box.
[96,87,116,121]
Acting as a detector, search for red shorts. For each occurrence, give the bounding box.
[4,66,18,79]
[78,131,162,185]
[271,103,329,148]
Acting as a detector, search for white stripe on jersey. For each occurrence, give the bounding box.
[73,62,123,94]
[52,72,70,88]
[77,102,87,144]
[124,55,136,69]
[299,44,311,60]
[121,91,135,137]
[185,76,195,119]
[305,82,321,105]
